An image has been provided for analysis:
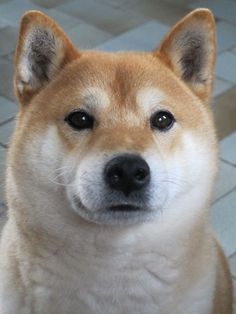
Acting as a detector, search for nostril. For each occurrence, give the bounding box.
[111,174,120,183]
[108,167,123,184]
[135,168,148,181]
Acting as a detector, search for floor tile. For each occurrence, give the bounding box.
[216,21,236,54]
[216,52,236,84]
[213,161,236,202]
[96,21,169,51]
[0,203,7,235]
[5,52,14,63]
[127,0,189,27]
[189,0,236,25]
[220,132,236,166]
[0,146,7,204]
[0,26,17,57]
[0,96,16,124]
[30,0,74,9]
[0,0,13,4]
[67,23,112,49]
[213,78,233,98]
[0,0,43,26]
[0,19,8,29]
[100,0,139,8]
[164,0,196,4]
[210,189,236,257]
[0,120,15,147]
[0,0,80,30]
[231,46,236,55]
[213,86,236,139]
[56,0,149,35]
[0,202,6,215]
[44,9,81,31]
[0,58,14,101]
[229,253,236,278]
[233,279,236,313]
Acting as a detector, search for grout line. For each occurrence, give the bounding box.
[220,158,236,168]
[230,49,236,56]
[215,76,235,85]
[2,53,13,60]
[0,143,7,149]
[212,186,236,205]
[228,251,236,259]
[0,203,7,217]
[0,116,14,127]
[214,75,236,87]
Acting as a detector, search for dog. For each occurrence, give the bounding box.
[0,8,233,314]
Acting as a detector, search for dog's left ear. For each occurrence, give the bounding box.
[156,9,216,103]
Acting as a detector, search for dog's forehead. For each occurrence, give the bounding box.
[79,87,110,110]
[65,52,177,111]
[27,51,204,130]
[78,86,166,118]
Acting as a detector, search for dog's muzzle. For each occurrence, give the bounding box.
[68,153,159,225]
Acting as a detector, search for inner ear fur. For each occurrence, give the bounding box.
[156,9,216,103]
[14,10,79,105]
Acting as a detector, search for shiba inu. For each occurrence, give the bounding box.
[0,8,233,314]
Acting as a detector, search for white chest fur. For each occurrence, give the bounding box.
[5,221,215,314]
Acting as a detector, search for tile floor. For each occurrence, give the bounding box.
[0,0,235,308]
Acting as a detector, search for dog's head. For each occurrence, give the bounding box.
[9,9,217,226]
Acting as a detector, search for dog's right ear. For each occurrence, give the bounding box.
[14,11,78,105]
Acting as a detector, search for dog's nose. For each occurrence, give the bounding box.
[104,154,150,196]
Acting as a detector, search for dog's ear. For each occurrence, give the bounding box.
[156,9,216,103]
[14,11,78,105]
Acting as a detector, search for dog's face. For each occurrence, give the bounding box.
[9,10,217,225]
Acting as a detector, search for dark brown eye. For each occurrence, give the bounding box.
[150,111,175,131]
[65,111,94,130]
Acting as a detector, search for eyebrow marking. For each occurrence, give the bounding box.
[80,87,110,110]
[136,87,165,114]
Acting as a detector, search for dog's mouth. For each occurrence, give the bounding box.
[72,197,154,225]
[108,204,141,212]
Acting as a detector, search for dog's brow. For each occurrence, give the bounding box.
[136,88,165,114]
[80,87,109,110]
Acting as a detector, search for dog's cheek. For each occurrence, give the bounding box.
[142,151,169,210]
[164,132,217,201]
[23,126,66,190]
[180,132,216,185]
[70,153,107,211]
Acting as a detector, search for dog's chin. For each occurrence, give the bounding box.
[71,198,158,226]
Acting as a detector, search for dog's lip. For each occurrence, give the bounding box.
[108,204,141,211]
[74,197,151,215]
[72,197,156,225]
[74,197,145,213]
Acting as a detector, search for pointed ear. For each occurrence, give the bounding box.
[14,11,79,105]
[156,9,216,103]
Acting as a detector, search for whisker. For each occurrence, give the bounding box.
[47,165,74,187]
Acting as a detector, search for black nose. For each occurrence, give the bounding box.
[104,154,150,196]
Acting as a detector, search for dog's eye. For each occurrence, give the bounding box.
[150,111,175,131]
[65,111,94,130]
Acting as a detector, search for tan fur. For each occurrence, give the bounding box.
[0,9,232,314]
[212,240,233,314]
